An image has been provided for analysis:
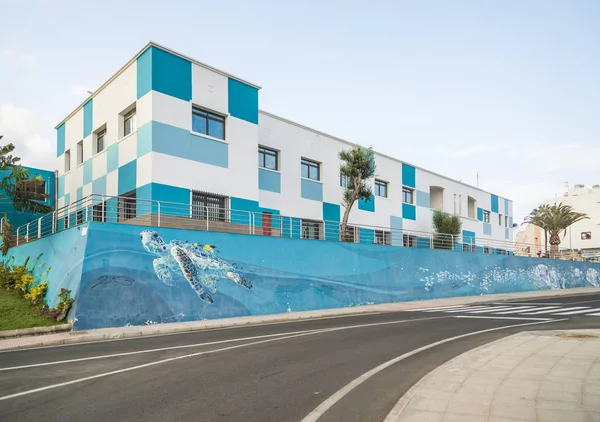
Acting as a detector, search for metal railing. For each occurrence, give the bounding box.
[6,193,554,258]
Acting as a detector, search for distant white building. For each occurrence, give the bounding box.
[544,184,600,258]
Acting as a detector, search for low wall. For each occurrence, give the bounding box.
[4,222,600,330]
[2,226,89,310]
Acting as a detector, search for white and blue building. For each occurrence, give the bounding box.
[55,42,513,249]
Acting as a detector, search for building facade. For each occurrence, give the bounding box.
[55,42,513,247]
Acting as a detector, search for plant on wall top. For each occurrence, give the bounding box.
[339,145,376,241]
[432,210,462,250]
[523,202,588,258]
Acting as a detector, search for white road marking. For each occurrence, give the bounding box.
[0,329,324,371]
[465,306,516,314]
[492,307,541,314]
[0,316,447,399]
[442,306,495,313]
[510,306,562,314]
[492,302,563,306]
[523,306,590,315]
[551,308,600,316]
[301,318,566,422]
[588,313,600,316]
[454,316,553,321]
[406,305,469,312]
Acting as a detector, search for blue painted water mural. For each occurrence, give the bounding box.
[3,222,600,330]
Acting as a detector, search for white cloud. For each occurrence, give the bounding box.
[0,102,54,170]
[451,144,494,158]
[1,49,38,71]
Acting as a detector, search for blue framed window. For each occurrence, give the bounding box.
[192,106,225,140]
[402,187,414,204]
[258,146,278,170]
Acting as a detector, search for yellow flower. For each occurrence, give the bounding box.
[203,245,213,253]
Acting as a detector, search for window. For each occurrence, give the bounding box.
[16,179,46,197]
[94,128,106,154]
[375,180,388,197]
[340,174,351,188]
[499,214,503,226]
[403,234,417,248]
[258,146,278,171]
[301,158,320,181]
[192,106,225,140]
[505,216,508,227]
[484,246,492,254]
[64,149,71,172]
[118,190,136,222]
[374,230,391,245]
[76,210,83,225]
[192,191,227,222]
[77,141,83,165]
[482,210,490,223]
[123,108,137,137]
[301,220,322,240]
[402,187,414,204]
[582,232,592,240]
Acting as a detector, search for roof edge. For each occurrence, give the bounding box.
[55,41,261,129]
[258,110,513,202]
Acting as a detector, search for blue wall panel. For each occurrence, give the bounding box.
[152,47,192,101]
[402,203,416,220]
[505,227,510,239]
[416,190,430,208]
[230,197,280,228]
[491,194,499,213]
[152,121,228,168]
[83,99,93,138]
[477,207,483,221]
[107,143,119,173]
[390,216,403,246]
[57,123,65,157]
[258,168,281,193]
[137,121,152,158]
[118,160,137,195]
[462,230,476,244]
[358,195,375,212]
[136,47,153,99]
[301,179,323,202]
[483,223,492,236]
[83,159,93,185]
[504,198,510,215]
[228,78,259,124]
[92,175,107,196]
[323,202,340,241]
[402,164,416,188]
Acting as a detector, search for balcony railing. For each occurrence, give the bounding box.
[3,193,549,257]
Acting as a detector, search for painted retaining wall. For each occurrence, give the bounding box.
[4,222,600,330]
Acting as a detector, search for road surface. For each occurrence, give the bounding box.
[2,292,600,421]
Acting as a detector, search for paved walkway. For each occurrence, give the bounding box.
[386,329,600,422]
[1,286,599,351]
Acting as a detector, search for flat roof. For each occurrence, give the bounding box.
[55,41,261,129]
[259,110,511,202]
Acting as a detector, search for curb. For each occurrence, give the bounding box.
[0,322,72,339]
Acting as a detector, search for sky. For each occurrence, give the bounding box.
[1,0,598,228]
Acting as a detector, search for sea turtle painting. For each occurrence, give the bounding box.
[140,230,252,304]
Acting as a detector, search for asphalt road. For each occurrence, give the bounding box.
[2,292,600,422]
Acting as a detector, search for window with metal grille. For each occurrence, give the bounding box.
[375,180,388,197]
[76,210,83,225]
[301,220,322,240]
[342,225,356,242]
[192,191,227,221]
[16,179,46,197]
[119,190,136,221]
[301,158,320,181]
[258,146,278,170]
[403,234,417,248]
[374,230,391,245]
[482,210,490,223]
[192,106,225,140]
[484,246,492,254]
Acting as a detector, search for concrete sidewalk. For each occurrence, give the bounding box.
[1,286,599,351]
[386,329,600,422]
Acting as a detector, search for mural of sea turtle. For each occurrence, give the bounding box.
[140,230,252,303]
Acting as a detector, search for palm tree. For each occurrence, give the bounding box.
[523,203,588,258]
[432,210,462,249]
